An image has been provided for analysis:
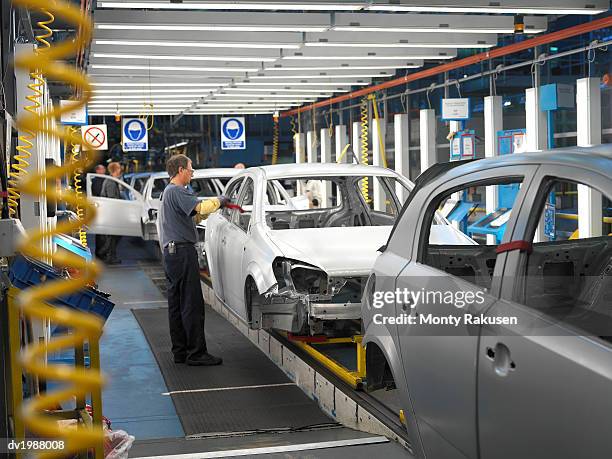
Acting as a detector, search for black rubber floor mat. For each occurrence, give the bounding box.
[133,307,332,436]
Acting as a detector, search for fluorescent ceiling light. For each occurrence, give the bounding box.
[304,41,493,49]
[213,93,329,98]
[234,81,370,86]
[94,39,300,49]
[91,64,257,72]
[222,87,347,93]
[89,103,192,106]
[265,65,419,71]
[92,52,276,62]
[91,94,209,99]
[248,74,392,79]
[205,98,314,103]
[92,89,216,93]
[367,1,607,15]
[91,82,224,87]
[282,55,453,60]
[96,1,365,11]
[96,24,327,32]
[334,26,544,33]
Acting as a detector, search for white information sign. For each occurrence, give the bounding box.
[122,118,148,152]
[81,124,108,151]
[441,98,470,120]
[221,117,246,150]
[60,100,88,125]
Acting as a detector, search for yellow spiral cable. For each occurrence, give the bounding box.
[359,97,370,203]
[271,116,279,165]
[369,94,388,169]
[70,127,87,246]
[12,1,105,458]
[7,10,55,217]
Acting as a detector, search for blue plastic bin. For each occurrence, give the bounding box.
[9,255,114,323]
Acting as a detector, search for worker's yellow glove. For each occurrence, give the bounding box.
[194,198,221,223]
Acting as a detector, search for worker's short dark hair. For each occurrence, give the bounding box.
[166,154,190,178]
[107,162,121,175]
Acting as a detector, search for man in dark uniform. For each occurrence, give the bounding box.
[158,154,228,366]
[98,162,123,264]
[91,164,107,259]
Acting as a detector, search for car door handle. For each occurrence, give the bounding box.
[486,342,516,377]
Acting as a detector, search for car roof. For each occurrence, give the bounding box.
[250,163,403,180]
[424,146,612,186]
[149,168,240,180]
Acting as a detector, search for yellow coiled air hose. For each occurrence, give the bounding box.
[70,126,87,246]
[12,1,105,457]
[359,97,370,203]
[369,94,388,169]
[7,10,56,217]
[272,116,279,165]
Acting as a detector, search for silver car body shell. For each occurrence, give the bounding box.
[362,146,612,459]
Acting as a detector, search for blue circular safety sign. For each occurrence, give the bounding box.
[222,118,244,141]
[124,119,146,141]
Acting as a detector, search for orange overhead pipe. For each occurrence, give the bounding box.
[280,15,612,118]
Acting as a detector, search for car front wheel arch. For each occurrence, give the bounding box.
[365,341,396,393]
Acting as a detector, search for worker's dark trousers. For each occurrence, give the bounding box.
[162,244,207,360]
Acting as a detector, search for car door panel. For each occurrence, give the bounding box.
[211,177,245,305]
[396,262,497,459]
[478,300,612,458]
[86,174,143,237]
[478,165,612,458]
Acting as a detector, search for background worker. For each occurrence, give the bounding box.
[91,164,107,259]
[158,154,228,366]
[98,162,123,264]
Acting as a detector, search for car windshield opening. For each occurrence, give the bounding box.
[152,177,222,199]
[264,175,409,230]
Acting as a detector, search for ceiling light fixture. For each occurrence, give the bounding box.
[92,52,277,62]
[96,24,328,32]
[91,64,258,72]
[94,39,300,49]
[282,55,453,60]
[96,1,365,11]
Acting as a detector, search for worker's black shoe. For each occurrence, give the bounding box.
[173,355,186,364]
[186,353,223,366]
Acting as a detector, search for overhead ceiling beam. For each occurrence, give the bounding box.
[334,12,547,33]
[304,31,497,48]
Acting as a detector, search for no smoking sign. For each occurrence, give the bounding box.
[81,124,108,151]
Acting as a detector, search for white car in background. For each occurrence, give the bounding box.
[205,163,473,335]
[86,168,238,242]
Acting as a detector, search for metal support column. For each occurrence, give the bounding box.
[306,130,317,163]
[484,96,503,244]
[351,121,362,165]
[525,87,548,152]
[320,128,333,206]
[420,109,436,173]
[294,132,306,195]
[394,113,410,203]
[577,77,602,238]
[526,87,548,242]
[334,125,349,163]
[372,118,386,211]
